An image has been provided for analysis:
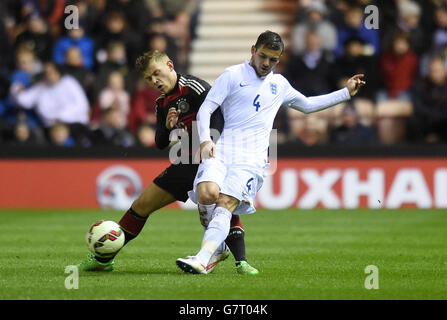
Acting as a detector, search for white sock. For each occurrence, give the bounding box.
[216,242,226,253]
[195,206,232,266]
[198,202,216,230]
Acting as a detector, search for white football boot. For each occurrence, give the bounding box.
[176,256,207,274]
[205,243,230,274]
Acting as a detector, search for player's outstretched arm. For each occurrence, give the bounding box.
[284,74,366,114]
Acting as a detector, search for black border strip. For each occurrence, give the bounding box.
[0,300,442,317]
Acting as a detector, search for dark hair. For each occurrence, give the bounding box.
[392,31,410,42]
[254,30,284,52]
[343,35,366,47]
[44,61,62,74]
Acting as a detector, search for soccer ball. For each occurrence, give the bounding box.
[86,220,125,258]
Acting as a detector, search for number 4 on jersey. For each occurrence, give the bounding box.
[253,94,261,112]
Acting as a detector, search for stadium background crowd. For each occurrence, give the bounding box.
[0,0,446,148]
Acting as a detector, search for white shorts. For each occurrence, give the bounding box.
[188,157,265,215]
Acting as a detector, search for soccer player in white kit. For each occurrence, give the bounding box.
[176,31,366,274]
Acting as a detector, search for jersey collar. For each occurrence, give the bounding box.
[244,60,272,80]
[163,73,181,98]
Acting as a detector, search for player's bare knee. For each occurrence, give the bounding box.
[198,191,218,205]
[197,183,219,204]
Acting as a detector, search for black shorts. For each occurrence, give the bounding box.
[153,163,199,202]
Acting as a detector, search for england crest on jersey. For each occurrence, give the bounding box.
[270,82,277,95]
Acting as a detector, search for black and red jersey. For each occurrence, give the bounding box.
[155,74,223,153]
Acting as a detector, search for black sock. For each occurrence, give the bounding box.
[225,227,247,264]
[94,230,134,264]
[122,229,136,245]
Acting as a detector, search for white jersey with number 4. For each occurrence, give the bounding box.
[198,60,351,169]
[191,61,351,214]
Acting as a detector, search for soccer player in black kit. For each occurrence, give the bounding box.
[78,50,258,275]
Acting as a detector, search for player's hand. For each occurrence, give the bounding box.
[346,74,366,96]
[200,141,215,159]
[166,107,181,129]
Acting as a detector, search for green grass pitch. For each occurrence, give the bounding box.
[0,208,446,300]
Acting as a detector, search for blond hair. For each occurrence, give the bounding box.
[135,50,169,74]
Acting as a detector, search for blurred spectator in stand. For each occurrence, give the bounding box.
[419,44,447,78]
[48,121,76,147]
[378,0,399,38]
[298,116,328,146]
[136,123,156,147]
[0,15,14,72]
[418,4,447,77]
[128,79,158,134]
[332,36,378,101]
[93,41,139,102]
[14,122,32,145]
[377,31,419,102]
[287,110,328,146]
[66,0,104,36]
[91,106,136,147]
[104,0,153,34]
[12,62,90,128]
[143,18,181,70]
[144,0,201,72]
[290,0,337,55]
[21,0,66,37]
[61,46,95,101]
[408,57,447,143]
[329,103,377,145]
[375,32,418,145]
[0,13,12,124]
[145,32,179,67]
[0,1,22,29]
[382,0,427,56]
[285,30,334,96]
[53,25,95,70]
[98,71,130,128]
[322,0,382,29]
[14,14,53,65]
[85,0,107,13]
[145,0,201,39]
[432,4,447,52]
[8,121,46,146]
[95,11,142,68]
[5,45,44,131]
[10,45,42,87]
[334,4,380,57]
